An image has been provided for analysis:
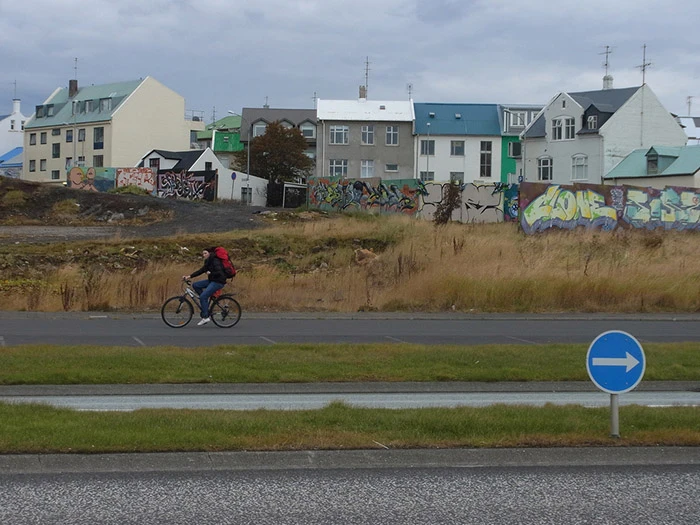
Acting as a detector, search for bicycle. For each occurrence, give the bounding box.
[161,279,242,328]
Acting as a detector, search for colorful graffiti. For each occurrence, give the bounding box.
[520,182,700,234]
[157,170,217,201]
[66,167,157,194]
[116,168,156,193]
[308,177,422,214]
[419,182,519,223]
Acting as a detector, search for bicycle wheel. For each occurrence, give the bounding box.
[210,295,242,328]
[161,296,194,328]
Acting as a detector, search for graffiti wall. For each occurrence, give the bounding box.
[67,167,157,194]
[308,177,423,214]
[520,182,700,234]
[156,170,217,201]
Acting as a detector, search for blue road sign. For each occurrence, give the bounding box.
[586,330,645,394]
[231,172,237,181]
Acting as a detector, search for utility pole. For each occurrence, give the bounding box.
[636,44,652,84]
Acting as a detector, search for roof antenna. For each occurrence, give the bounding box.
[600,45,614,89]
[636,44,652,84]
[73,57,78,80]
[407,83,413,100]
[364,56,370,98]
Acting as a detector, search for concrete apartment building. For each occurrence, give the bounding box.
[316,94,415,180]
[22,76,203,183]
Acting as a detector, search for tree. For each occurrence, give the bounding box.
[234,121,313,182]
[433,182,462,225]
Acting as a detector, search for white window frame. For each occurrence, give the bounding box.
[329,125,349,145]
[450,140,465,156]
[99,98,112,112]
[538,157,553,181]
[361,125,374,145]
[510,111,526,127]
[420,139,435,156]
[419,171,434,182]
[571,154,588,181]
[329,159,348,176]
[360,159,374,178]
[300,122,315,138]
[508,141,522,158]
[587,115,598,129]
[385,126,399,146]
[253,123,267,137]
[385,163,398,172]
[565,117,575,139]
[480,141,492,178]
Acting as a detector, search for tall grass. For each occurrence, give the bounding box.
[2,215,700,312]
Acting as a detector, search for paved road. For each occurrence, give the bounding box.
[1,311,699,347]
[1,448,699,524]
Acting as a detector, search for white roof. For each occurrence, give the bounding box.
[678,116,700,141]
[317,98,414,122]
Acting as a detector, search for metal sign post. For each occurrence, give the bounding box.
[586,331,646,438]
[230,172,237,201]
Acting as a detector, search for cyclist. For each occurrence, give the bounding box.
[183,247,227,326]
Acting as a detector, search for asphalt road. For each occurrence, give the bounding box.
[1,311,700,347]
[1,449,699,525]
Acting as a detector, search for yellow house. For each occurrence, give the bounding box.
[22,76,203,183]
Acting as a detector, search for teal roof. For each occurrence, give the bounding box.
[414,103,501,136]
[605,145,700,179]
[25,78,144,129]
[196,115,242,140]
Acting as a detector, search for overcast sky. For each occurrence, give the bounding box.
[2,0,700,123]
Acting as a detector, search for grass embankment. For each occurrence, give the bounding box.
[1,342,699,453]
[1,214,700,313]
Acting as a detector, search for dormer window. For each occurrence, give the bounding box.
[587,115,597,130]
[299,122,315,138]
[647,154,658,175]
[253,122,267,137]
[99,98,112,112]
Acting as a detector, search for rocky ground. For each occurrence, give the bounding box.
[0,177,272,243]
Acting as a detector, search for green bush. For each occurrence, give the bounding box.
[2,189,28,207]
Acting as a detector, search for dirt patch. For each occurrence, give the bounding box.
[0,177,272,243]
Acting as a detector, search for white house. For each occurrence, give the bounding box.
[0,99,27,155]
[519,83,688,185]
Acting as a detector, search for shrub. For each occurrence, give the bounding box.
[2,189,28,207]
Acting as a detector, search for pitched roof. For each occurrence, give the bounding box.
[0,147,22,165]
[24,78,145,129]
[197,115,242,140]
[317,99,413,123]
[139,149,205,171]
[414,103,501,136]
[677,116,700,141]
[239,107,316,140]
[604,145,700,179]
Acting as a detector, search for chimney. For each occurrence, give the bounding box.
[69,79,79,98]
[603,74,613,90]
[12,99,20,114]
[359,85,367,100]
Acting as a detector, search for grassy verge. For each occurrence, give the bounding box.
[1,342,699,384]
[1,402,699,453]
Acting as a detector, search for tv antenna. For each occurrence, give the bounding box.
[407,83,413,100]
[73,57,78,80]
[599,45,614,75]
[364,56,371,97]
[636,44,652,84]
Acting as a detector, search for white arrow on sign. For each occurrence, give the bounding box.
[592,352,640,372]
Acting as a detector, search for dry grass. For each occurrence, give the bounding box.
[3,214,700,313]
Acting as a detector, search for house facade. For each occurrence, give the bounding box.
[0,99,27,156]
[195,114,245,169]
[316,97,414,180]
[499,104,542,183]
[519,84,688,185]
[22,77,203,183]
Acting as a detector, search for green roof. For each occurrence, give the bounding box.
[25,79,144,129]
[605,145,700,179]
[196,115,242,140]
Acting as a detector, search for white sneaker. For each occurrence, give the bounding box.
[197,317,211,326]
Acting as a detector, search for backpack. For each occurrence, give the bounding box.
[213,246,236,279]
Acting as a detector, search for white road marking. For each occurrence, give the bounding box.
[260,337,276,344]
[506,335,540,344]
[0,336,5,347]
[385,336,407,343]
[132,337,146,347]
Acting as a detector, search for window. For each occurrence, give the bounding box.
[84,100,93,112]
[40,159,47,172]
[40,132,47,144]
[241,186,252,203]
[29,160,35,172]
[99,98,112,112]
[36,106,45,118]
[552,117,575,140]
[65,157,72,169]
[78,155,85,166]
[419,171,434,182]
[510,111,526,127]
[508,141,522,158]
[361,125,374,145]
[538,157,553,181]
[52,128,61,136]
[562,99,566,108]
[21,120,25,130]
[78,129,86,142]
[480,141,492,178]
[450,172,464,184]
[572,155,588,181]
[385,163,398,172]
[51,170,60,180]
[66,129,73,142]
[93,155,104,167]
[587,115,598,129]
[10,120,15,130]
[149,158,160,170]
[450,140,465,156]
[205,161,212,171]
[329,125,349,145]
[329,159,348,176]
[253,123,267,137]
[385,125,399,145]
[29,133,36,146]
[47,105,54,117]
[52,143,60,158]
[361,160,374,178]
[647,154,658,175]
[93,127,104,149]
[420,139,435,156]
[300,122,315,138]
